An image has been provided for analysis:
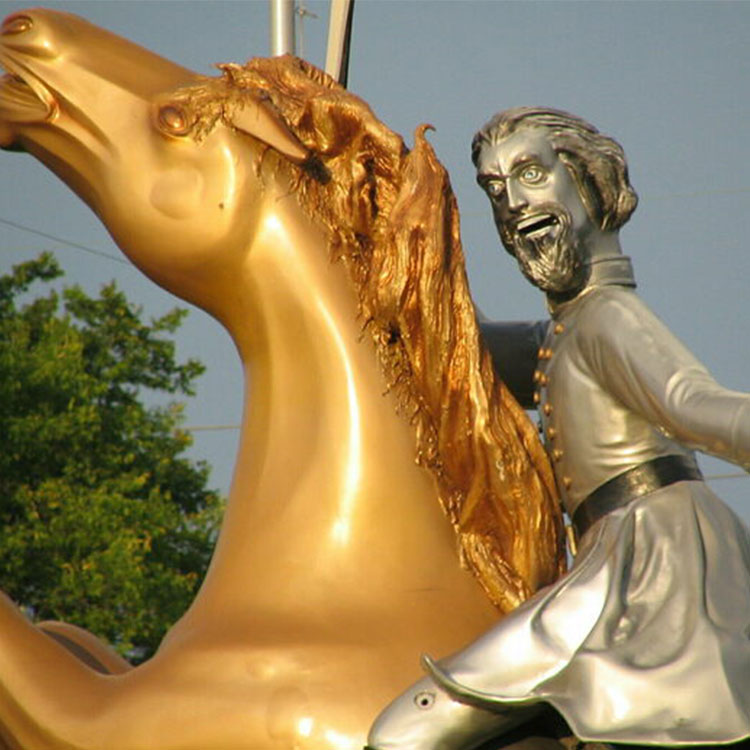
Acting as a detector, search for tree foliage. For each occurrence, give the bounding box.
[0,254,223,660]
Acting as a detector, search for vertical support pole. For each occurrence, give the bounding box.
[325,0,355,87]
[270,0,295,56]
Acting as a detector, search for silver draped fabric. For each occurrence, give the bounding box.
[427,482,750,745]
[369,257,750,748]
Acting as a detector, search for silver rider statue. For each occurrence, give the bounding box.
[367,108,750,750]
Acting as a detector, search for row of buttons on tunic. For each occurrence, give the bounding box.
[533,322,572,492]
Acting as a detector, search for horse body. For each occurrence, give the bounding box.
[0,9,518,749]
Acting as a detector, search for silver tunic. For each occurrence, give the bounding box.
[368,258,750,748]
[539,257,750,517]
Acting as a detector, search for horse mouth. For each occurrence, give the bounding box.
[0,60,54,123]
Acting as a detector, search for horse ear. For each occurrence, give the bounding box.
[227,97,309,165]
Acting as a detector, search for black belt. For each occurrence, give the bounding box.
[571,454,702,540]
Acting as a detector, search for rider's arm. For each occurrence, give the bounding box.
[479,320,547,409]
[584,290,750,470]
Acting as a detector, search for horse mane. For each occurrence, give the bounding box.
[178,56,565,612]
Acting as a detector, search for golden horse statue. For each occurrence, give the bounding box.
[0,8,563,749]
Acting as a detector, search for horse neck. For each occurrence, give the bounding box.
[189,188,461,620]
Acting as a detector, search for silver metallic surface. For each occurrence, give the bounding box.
[324,0,354,85]
[538,263,750,517]
[476,128,596,296]
[270,0,295,55]
[408,480,750,745]
[570,454,702,538]
[368,113,750,749]
[367,668,539,750]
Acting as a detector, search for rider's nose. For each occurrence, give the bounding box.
[505,180,527,212]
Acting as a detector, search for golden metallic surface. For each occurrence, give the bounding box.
[2,13,30,34]
[37,621,133,675]
[0,8,563,748]
[564,523,578,557]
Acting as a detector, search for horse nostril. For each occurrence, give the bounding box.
[1,15,33,36]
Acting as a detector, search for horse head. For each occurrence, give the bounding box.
[0,7,318,316]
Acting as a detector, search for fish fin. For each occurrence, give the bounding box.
[421,654,515,713]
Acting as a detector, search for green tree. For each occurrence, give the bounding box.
[0,253,223,661]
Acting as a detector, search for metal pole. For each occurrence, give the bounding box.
[270,0,295,56]
[325,0,355,87]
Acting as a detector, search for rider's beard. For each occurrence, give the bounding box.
[501,204,589,297]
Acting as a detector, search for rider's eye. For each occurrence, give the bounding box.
[156,104,192,137]
[486,180,504,198]
[519,164,546,185]
[413,691,436,710]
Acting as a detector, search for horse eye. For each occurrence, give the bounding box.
[1,15,32,35]
[413,690,436,710]
[157,105,192,137]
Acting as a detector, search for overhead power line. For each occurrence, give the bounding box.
[0,216,129,265]
[183,424,240,432]
[704,472,749,482]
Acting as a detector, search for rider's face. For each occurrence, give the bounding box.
[475,128,594,295]
[475,127,593,250]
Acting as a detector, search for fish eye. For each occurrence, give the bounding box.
[519,164,546,186]
[413,691,436,710]
[156,104,192,137]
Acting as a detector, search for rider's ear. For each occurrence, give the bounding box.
[226,97,309,165]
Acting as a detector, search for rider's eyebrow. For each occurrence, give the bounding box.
[477,170,508,185]
[477,153,541,185]
[510,154,537,171]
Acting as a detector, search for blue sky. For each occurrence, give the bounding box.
[2,0,749,520]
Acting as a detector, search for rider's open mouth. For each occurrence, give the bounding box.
[517,213,557,238]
